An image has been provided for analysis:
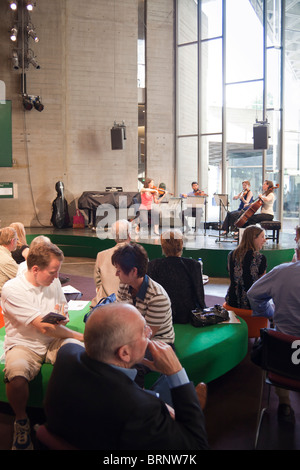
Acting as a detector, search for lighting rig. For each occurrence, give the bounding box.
[9,0,44,111]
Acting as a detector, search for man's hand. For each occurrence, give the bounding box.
[142,340,182,376]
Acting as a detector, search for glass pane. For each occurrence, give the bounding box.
[267,47,281,110]
[202,134,223,223]
[177,43,198,136]
[226,0,263,83]
[201,38,222,134]
[177,136,198,195]
[177,0,198,45]
[201,0,222,40]
[226,80,263,112]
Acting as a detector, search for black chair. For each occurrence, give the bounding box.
[253,328,300,448]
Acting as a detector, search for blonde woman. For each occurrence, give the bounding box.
[9,222,29,264]
[225,225,266,309]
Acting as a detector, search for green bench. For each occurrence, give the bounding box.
[0,304,248,408]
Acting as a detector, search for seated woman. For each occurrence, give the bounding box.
[240,180,276,228]
[9,222,29,264]
[221,180,253,235]
[147,229,206,323]
[225,225,266,310]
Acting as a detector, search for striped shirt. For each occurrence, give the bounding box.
[117,275,175,344]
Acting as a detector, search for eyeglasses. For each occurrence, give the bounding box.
[114,323,152,355]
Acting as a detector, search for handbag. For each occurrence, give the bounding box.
[73,209,85,229]
[191,304,229,327]
[83,293,116,322]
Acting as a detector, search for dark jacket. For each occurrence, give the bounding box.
[147,256,206,323]
[44,343,209,450]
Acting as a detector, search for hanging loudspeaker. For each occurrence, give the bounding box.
[253,124,269,150]
[111,127,124,150]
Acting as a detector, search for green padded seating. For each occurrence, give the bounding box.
[0,304,248,408]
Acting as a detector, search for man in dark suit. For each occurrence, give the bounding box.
[44,302,209,450]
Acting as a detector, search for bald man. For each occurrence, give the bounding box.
[44,303,209,450]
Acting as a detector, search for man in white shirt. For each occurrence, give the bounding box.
[1,242,84,450]
[0,227,18,295]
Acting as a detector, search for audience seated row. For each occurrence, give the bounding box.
[0,220,299,449]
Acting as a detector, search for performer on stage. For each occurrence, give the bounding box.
[180,182,207,233]
[221,180,253,235]
[236,180,275,228]
[139,178,160,236]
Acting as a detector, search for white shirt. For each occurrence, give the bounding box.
[1,274,66,356]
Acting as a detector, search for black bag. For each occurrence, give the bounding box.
[191,304,229,327]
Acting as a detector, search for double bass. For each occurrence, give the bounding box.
[51,181,70,228]
[235,184,279,229]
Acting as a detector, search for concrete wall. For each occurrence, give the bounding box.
[0,0,175,227]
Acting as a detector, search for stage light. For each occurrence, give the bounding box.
[27,26,39,42]
[10,26,18,42]
[12,51,19,70]
[23,95,33,111]
[26,1,34,11]
[28,56,40,69]
[33,96,44,112]
[9,1,17,10]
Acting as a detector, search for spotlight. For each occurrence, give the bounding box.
[27,26,39,42]
[33,96,44,112]
[10,26,18,42]
[12,51,19,70]
[9,1,17,10]
[26,1,34,10]
[27,50,40,68]
[28,56,40,69]
[23,95,33,111]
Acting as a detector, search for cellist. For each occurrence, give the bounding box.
[238,180,275,227]
[221,180,253,235]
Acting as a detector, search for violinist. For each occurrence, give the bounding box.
[221,180,253,236]
[241,180,275,227]
[139,178,160,236]
[180,182,207,233]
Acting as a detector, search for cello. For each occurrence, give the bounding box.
[235,183,279,228]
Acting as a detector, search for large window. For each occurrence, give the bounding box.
[176,0,300,231]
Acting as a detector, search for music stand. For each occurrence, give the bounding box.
[212,194,232,243]
[186,196,207,234]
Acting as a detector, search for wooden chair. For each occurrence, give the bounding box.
[223,302,268,338]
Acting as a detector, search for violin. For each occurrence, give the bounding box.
[194,189,208,197]
[153,186,173,196]
[235,184,279,228]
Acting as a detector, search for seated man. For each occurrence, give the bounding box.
[44,303,209,450]
[1,242,84,450]
[91,219,131,306]
[180,182,207,233]
[247,241,300,424]
[0,226,18,295]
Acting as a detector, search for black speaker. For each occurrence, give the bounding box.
[253,124,269,150]
[111,127,124,150]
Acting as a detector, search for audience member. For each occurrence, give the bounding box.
[112,242,174,345]
[147,229,206,323]
[17,235,52,276]
[112,242,175,387]
[247,241,300,424]
[9,222,29,264]
[225,225,266,309]
[91,219,131,307]
[44,302,209,450]
[0,227,18,295]
[1,242,84,450]
[292,225,300,261]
